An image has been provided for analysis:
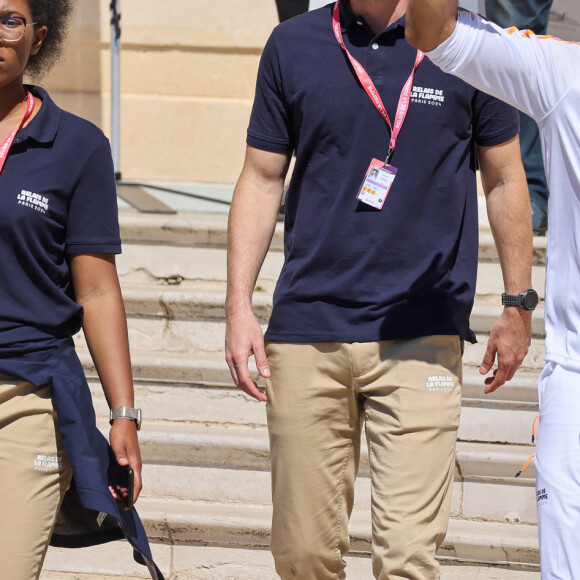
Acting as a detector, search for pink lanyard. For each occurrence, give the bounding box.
[0,91,35,175]
[332,1,423,163]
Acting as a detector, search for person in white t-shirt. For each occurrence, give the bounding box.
[485,0,552,235]
[406,4,580,578]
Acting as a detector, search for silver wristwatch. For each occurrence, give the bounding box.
[109,407,142,431]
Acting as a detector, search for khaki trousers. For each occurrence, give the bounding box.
[0,375,73,580]
[265,336,463,580]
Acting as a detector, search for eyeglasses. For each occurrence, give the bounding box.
[0,16,36,43]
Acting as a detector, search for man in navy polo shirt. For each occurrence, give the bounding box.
[226,0,534,577]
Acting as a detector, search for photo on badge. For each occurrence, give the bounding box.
[357,158,398,210]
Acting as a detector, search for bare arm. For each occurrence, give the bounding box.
[478,137,533,393]
[406,0,458,53]
[70,253,142,505]
[225,146,291,402]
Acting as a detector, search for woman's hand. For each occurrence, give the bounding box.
[109,418,143,506]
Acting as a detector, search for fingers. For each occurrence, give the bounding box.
[126,446,143,504]
[108,484,119,501]
[480,309,531,394]
[230,358,268,402]
[226,350,268,402]
[253,341,271,380]
[480,342,527,393]
[481,343,518,393]
[479,343,496,376]
[483,368,507,394]
[110,420,143,506]
[225,316,269,402]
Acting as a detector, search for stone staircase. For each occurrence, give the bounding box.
[41,200,547,580]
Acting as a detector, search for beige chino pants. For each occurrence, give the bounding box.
[265,336,463,580]
[0,375,73,580]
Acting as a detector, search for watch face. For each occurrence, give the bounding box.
[523,289,539,310]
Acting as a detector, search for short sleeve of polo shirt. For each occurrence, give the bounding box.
[247,31,294,154]
[65,139,122,254]
[471,89,520,148]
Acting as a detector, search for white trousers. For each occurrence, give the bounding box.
[536,362,580,579]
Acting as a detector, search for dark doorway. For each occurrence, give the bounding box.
[275,0,310,21]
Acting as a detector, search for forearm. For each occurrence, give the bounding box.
[226,150,287,318]
[226,198,278,315]
[81,285,135,410]
[225,147,288,400]
[71,253,141,500]
[477,138,533,391]
[483,168,532,295]
[71,254,135,410]
[406,0,458,52]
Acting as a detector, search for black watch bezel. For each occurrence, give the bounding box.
[521,288,539,310]
[502,289,538,311]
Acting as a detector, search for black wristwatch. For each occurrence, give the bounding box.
[501,289,538,311]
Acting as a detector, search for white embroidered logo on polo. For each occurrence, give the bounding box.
[17,189,49,214]
[426,375,455,392]
[34,454,63,472]
[411,86,446,107]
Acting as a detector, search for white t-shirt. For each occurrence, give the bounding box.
[428,12,580,370]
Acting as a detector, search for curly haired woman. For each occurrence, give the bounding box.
[0,1,163,578]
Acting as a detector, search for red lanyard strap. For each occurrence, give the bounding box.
[0,91,35,175]
[332,1,423,161]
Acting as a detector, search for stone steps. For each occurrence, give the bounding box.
[113,420,537,525]
[106,499,542,568]
[43,206,547,578]
[102,280,548,357]
[80,344,540,445]
[42,543,540,580]
[116,226,546,300]
[115,281,548,332]
[117,208,548,264]
[80,345,541,398]
[42,499,539,577]
[78,348,537,445]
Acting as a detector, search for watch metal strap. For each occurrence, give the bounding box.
[109,407,142,430]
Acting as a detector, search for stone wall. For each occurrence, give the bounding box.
[548,0,580,41]
[37,0,580,185]
[41,0,279,184]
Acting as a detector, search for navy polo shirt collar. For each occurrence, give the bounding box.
[339,0,406,36]
[339,0,357,30]
[14,85,59,145]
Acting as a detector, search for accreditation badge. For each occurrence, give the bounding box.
[357,158,398,210]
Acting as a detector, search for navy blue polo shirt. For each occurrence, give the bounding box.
[249,1,519,344]
[0,85,121,347]
[0,87,163,579]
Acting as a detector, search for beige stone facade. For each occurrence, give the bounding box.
[40,0,579,185]
[41,0,279,184]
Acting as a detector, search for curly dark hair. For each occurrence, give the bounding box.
[26,0,76,78]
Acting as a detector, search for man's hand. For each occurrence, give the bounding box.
[225,310,269,402]
[225,147,289,402]
[480,307,532,393]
